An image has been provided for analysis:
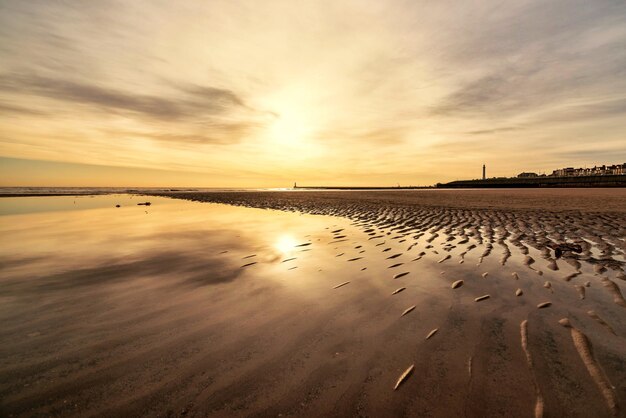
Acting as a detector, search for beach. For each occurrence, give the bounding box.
[1,189,625,417]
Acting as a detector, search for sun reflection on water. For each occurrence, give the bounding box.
[275,235,298,254]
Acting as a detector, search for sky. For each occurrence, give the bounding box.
[1,0,625,187]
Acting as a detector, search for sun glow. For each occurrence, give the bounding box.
[275,234,298,254]
[268,108,312,146]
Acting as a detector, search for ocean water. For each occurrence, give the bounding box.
[0,187,281,196]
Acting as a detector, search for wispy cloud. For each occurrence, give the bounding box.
[0,0,625,186]
[0,73,248,121]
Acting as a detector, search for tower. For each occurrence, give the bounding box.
[482,164,486,180]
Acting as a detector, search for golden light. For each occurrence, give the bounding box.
[268,108,311,146]
[275,234,298,254]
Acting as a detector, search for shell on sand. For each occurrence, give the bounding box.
[388,263,404,269]
[512,272,520,280]
[240,262,257,268]
[451,280,464,289]
[426,328,438,340]
[393,272,409,279]
[391,287,406,295]
[481,272,489,278]
[347,257,363,262]
[537,302,552,309]
[475,295,490,302]
[437,255,451,263]
[242,254,257,259]
[394,364,415,390]
[387,253,402,259]
[516,288,523,296]
[401,305,416,317]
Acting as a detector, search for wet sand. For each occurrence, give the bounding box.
[1,190,625,417]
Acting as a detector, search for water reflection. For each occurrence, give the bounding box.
[0,194,175,216]
[1,194,624,417]
[0,195,345,292]
[274,234,298,255]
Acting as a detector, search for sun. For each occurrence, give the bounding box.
[268,108,311,146]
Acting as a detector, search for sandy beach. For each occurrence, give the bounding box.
[1,190,625,417]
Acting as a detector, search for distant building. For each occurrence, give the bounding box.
[518,172,538,178]
[482,164,486,180]
[551,163,626,177]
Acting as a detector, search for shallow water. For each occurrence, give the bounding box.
[0,194,624,417]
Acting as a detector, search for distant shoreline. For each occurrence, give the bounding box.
[1,174,625,198]
[293,186,434,190]
[436,174,626,188]
[296,174,626,189]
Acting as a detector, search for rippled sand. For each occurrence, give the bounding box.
[1,190,625,417]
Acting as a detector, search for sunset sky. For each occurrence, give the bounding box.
[1,0,625,187]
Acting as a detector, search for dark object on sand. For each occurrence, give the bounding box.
[548,243,583,259]
[137,202,151,206]
[115,204,120,208]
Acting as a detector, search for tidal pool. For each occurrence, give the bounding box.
[0,194,624,417]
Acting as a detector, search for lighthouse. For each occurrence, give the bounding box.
[482,164,486,180]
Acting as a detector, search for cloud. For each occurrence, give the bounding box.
[314,125,408,148]
[0,102,47,116]
[180,84,245,108]
[466,127,520,136]
[428,0,626,122]
[121,124,259,146]
[554,148,626,162]
[0,73,248,121]
[535,97,626,123]
[1,0,625,185]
